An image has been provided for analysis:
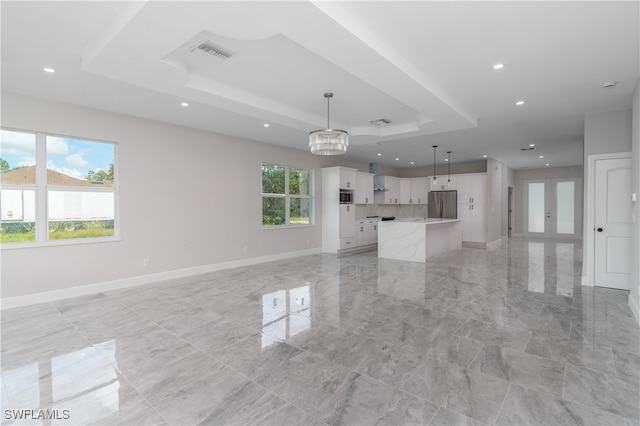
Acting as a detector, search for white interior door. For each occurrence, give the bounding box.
[594,158,632,290]
[524,178,582,239]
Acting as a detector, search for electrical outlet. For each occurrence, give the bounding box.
[143,258,150,267]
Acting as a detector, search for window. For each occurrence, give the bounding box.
[0,129,36,242]
[0,128,117,246]
[261,163,312,227]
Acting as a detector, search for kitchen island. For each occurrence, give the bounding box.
[378,218,462,262]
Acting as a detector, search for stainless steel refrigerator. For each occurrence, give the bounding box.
[428,190,457,219]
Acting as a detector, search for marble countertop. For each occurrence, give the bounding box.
[382,217,460,225]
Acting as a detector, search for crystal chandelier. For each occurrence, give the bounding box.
[309,92,348,155]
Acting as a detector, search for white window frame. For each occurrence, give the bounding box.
[0,128,119,249]
[261,163,314,228]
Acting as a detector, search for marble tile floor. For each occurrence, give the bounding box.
[1,238,639,425]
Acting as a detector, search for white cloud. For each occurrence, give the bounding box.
[46,137,69,155]
[66,152,88,167]
[46,159,83,179]
[0,129,36,157]
[55,167,84,180]
[18,156,36,167]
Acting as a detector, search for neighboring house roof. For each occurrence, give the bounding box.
[0,165,113,187]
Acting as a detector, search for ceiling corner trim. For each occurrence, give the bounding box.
[81,1,149,70]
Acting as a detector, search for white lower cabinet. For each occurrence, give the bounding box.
[340,236,356,250]
[355,219,378,247]
[458,203,486,243]
[366,221,378,245]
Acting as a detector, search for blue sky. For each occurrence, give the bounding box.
[1,129,114,180]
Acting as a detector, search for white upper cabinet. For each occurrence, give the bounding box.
[410,177,429,204]
[457,173,487,204]
[400,179,411,204]
[429,175,457,191]
[339,168,357,190]
[374,176,400,204]
[355,172,374,204]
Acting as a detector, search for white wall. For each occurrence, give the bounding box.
[582,108,633,288]
[0,93,377,300]
[631,79,640,322]
[513,166,584,237]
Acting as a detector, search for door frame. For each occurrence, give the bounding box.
[583,151,632,287]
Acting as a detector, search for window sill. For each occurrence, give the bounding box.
[261,224,315,230]
[0,235,122,250]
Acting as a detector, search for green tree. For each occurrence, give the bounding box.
[86,163,114,182]
[262,163,285,194]
[0,158,10,173]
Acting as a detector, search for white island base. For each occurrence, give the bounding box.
[378,218,462,262]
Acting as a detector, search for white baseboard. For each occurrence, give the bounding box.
[581,275,594,287]
[1,248,321,310]
[630,294,640,325]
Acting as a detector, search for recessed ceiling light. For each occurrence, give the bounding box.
[539,155,544,159]
[444,158,449,162]
[545,163,550,166]
[529,143,535,147]
[180,102,189,107]
[377,153,382,157]
[516,100,525,106]
[43,67,56,73]
[395,158,400,161]
[263,123,270,127]
[483,155,488,158]
[493,63,505,70]
[410,162,415,165]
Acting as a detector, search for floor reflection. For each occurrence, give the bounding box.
[2,343,121,424]
[525,240,579,296]
[261,285,311,348]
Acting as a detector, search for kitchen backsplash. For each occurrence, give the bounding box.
[355,204,428,220]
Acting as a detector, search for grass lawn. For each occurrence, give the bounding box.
[1,228,114,243]
[0,230,35,243]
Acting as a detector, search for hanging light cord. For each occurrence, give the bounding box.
[432,145,438,181]
[447,151,452,183]
[325,93,332,129]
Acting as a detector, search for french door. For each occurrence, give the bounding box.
[524,178,582,239]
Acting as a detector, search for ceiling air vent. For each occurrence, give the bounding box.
[369,118,392,125]
[190,41,232,62]
[520,146,536,151]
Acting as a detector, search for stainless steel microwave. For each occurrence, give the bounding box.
[339,190,353,204]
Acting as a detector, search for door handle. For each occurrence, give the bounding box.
[597,227,603,232]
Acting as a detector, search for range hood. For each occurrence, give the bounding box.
[370,163,388,192]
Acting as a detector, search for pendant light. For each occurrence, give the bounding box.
[447,151,452,186]
[309,93,348,155]
[432,145,438,183]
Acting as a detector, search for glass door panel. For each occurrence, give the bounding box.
[528,182,546,234]
[555,181,575,235]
